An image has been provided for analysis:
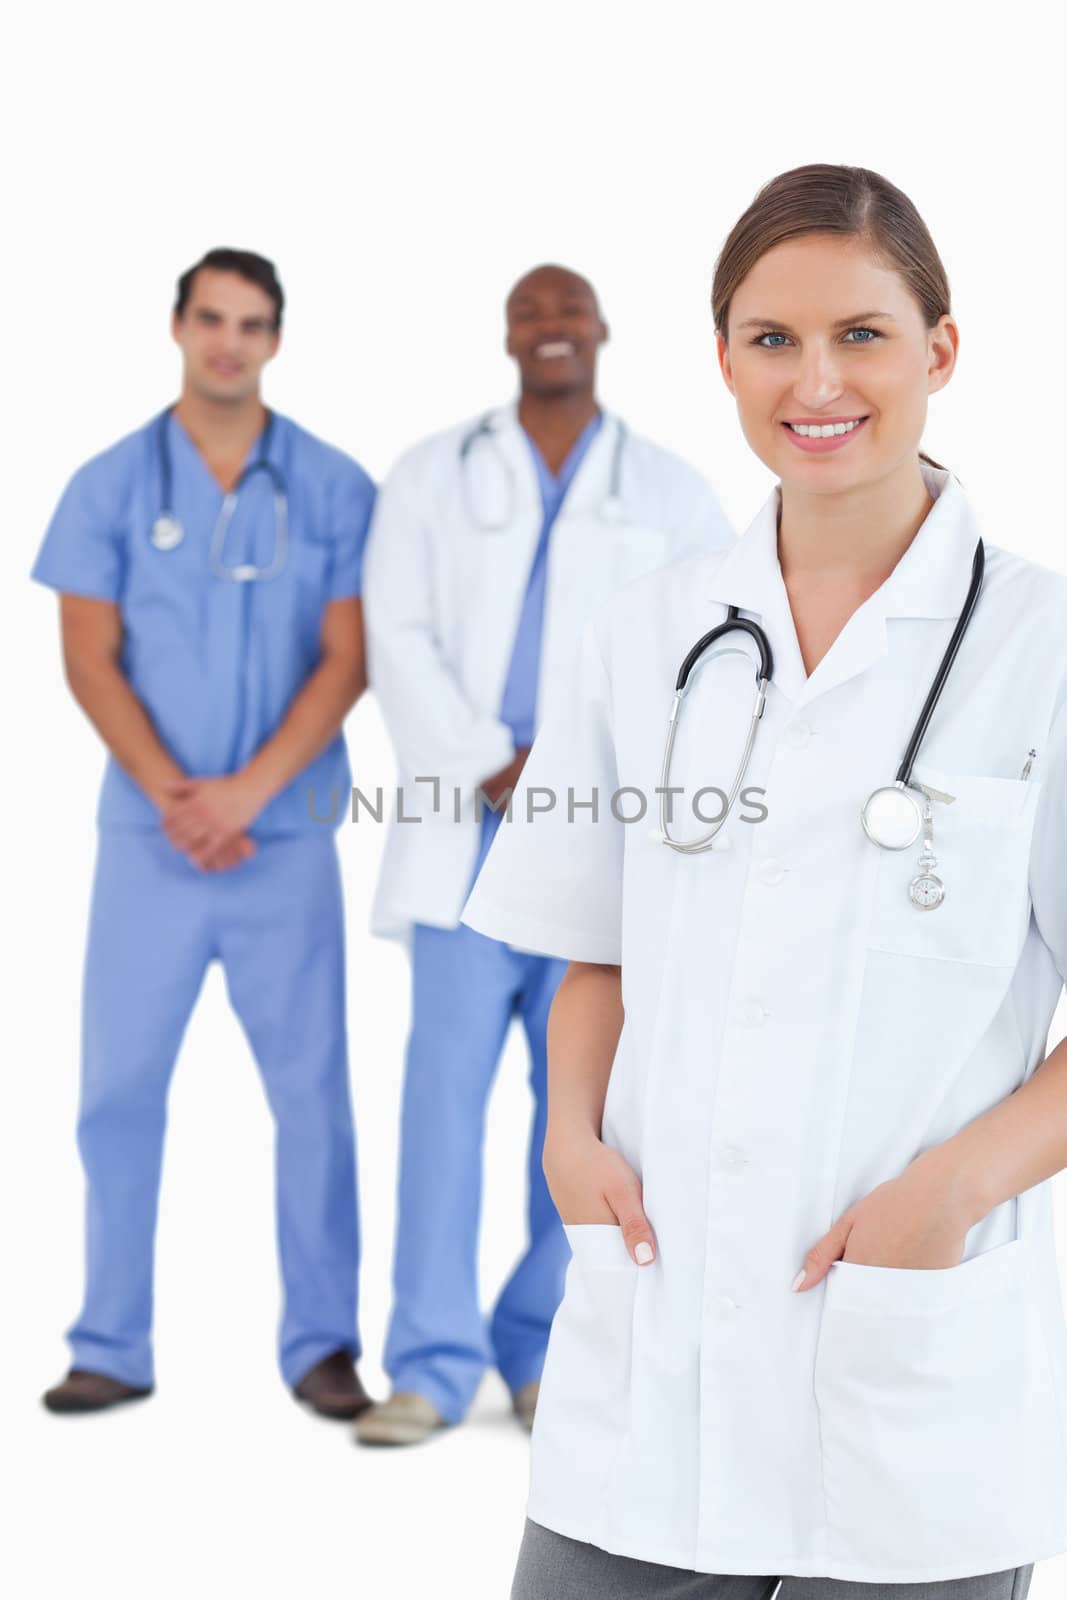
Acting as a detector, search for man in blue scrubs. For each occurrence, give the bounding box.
[34,249,376,1419]
[358,264,733,1445]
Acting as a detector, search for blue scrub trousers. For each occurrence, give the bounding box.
[384,810,570,1421]
[69,826,361,1390]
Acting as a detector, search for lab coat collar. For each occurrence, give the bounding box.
[703,464,984,708]
[489,399,624,519]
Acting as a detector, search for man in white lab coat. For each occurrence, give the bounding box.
[357,264,734,1445]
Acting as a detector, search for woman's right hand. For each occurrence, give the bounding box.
[544,1128,658,1265]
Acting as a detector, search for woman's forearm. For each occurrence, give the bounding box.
[545,961,624,1148]
[924,1032,1067,1225]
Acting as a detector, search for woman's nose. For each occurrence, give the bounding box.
[791,346,845,411]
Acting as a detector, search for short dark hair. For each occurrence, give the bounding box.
[174,248,285,328]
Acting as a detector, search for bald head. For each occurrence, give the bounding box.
[506,263,602,318]
[505,263,609,400]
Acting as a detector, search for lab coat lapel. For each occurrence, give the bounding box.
[704,466,983,711]
[552,409,622,520]
[703,490,810,707]
[483,402,543,527]
[465,405,546,691]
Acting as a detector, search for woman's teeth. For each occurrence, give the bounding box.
[786,419,864,437]
[535,340,576,359]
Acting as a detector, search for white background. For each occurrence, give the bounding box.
[4,2,1065,1596]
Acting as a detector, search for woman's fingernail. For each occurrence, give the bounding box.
[635,1241,654,1265]
[790,1269,807,1292]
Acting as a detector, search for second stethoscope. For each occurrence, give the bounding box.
[459,410,628,531]
[658,537,986,902]
[149,407,289,581]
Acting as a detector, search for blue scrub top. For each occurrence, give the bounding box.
[475,411,603,881]
[32,410,376,837]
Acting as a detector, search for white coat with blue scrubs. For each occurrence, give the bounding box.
[462,462,1067,1585]
[31,408,375,1391]
[361,403,734,1420]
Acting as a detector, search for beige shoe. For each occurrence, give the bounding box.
[511,1379,539,1431]
[354,1390,448,1446]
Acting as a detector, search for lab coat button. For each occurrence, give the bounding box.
[716,1144,748,1173]
[741,999,769,1027]
[784,721,812,749]
[758,858,787,886]
[710,1293,739,1318]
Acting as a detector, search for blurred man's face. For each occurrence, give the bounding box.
[171,269,280,404]
[505,266,608,397]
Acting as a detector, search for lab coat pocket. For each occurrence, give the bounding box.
[866,767,1041,968]
[814,1238,1066,1574]
[527,1224,638,1524]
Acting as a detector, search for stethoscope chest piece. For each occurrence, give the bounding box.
[860,784,922,851]
[151,512,184,552]
[862,783,947,911]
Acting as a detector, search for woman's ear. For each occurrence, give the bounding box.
[716,330,736,397]
[927,313,959,397]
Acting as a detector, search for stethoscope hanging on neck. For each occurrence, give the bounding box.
[150,407,290,582]
[458,409,627,531]
[658,536,986,872]
[859,537,984,849]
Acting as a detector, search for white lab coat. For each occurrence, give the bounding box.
[461,463,1067,1584]
[361,403,734,939]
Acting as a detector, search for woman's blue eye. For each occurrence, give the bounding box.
[843,327,880,343]
[754,331,790,348]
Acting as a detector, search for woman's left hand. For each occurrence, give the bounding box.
[791,1150,977,1292]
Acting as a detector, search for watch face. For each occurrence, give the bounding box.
[909,872,945,910]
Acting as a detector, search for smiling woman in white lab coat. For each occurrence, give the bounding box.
[462,165,1067,1598]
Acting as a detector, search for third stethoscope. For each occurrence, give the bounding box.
[658,536,986,905]
[459,410,628,530]
[149,407,289,581]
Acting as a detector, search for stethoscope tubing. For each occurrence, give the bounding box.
[659,535,986,853]
[153,406,289,581]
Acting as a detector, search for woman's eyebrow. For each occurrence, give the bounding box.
[735,310,898,332]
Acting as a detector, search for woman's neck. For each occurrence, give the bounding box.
[778,455,934,594]
[777,455,936,679]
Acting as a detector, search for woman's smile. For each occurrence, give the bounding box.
[781,414,870,453]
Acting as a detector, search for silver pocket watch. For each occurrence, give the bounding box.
[908,793,945,910]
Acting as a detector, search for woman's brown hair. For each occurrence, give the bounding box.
[711,164,950,471]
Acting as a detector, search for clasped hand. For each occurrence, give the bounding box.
[160,774,264,872]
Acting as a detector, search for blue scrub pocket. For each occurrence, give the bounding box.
[293,528,334,588]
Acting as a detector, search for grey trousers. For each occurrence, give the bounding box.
[510,1519,1035,1600]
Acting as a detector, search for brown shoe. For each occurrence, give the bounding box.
[292,1350,373,1420]
[42,1369,153,1414]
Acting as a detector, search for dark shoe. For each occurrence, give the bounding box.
[292,1350,373,1420]
[42,1369,153,1414]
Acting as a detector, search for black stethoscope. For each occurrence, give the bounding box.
[658,536,986,894]
[149,407,289,582]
